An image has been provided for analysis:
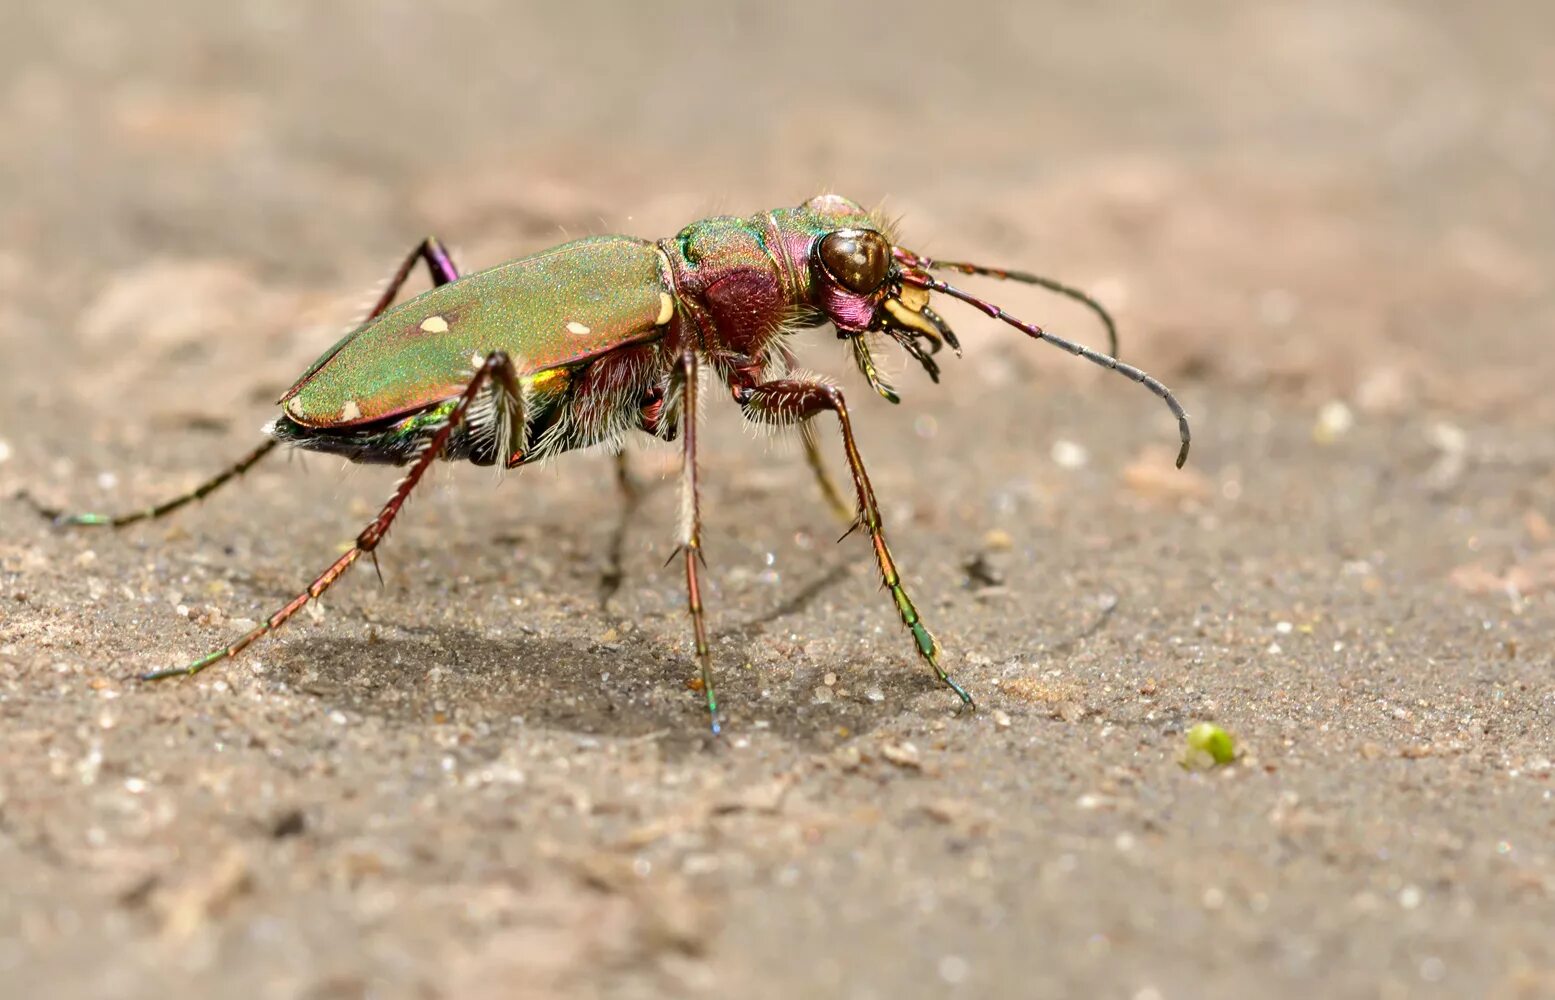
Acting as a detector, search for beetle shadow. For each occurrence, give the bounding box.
[275,632,698,746]
[268,561,937,754]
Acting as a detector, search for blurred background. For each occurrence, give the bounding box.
[3,3,1553,998]
[6,1,1550,419]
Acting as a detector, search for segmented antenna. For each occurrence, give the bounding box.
[894,250,1119,359]
[901,272,1190,468]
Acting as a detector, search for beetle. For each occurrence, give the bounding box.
[27,194,1190,734]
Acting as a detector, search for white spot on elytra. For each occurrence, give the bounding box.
[656,291,674,326]
[566,321,591,336]
[340,400,361,421]
[420,314,449,334]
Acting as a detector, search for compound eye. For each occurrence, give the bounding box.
[819,229,890,294]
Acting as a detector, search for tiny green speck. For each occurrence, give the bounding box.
[1182,722,1236,769]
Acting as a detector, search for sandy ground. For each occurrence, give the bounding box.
[2,2,1554,998]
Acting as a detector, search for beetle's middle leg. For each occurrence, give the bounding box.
[736,378,974,708]
[599,377,678,607]
[597,449,641,609]
[674,349,722,734]
[143,351,523,681]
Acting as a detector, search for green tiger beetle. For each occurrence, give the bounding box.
[26,194,1190,735]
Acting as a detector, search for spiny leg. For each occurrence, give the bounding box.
[772,342,851,525]
[613,448,638,505]
[800,421,853,525]
[738,378,973,707]
[363,236,462,320]
[27,238,466,530]
[20,439,279,528]
[143,351,523,681]
[280,236,464,403]
[676,349,720,734]
[598,449,640,608]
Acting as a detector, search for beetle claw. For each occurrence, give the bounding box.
[921,305,961,356]
[889,329,942,383]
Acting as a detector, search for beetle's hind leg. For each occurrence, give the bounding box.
[23,238,467,530]
[737,377,974,708]
[144,351,523,681]
[362,236,462,320]
[19,439,280,529]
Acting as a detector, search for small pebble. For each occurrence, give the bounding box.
[881,742,921,769]
[1312,400,1354,443]
[937,955,969,985]
[982,528,1014,551]
[1051,439,1089,470]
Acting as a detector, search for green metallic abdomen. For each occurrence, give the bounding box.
[283,236,674,427]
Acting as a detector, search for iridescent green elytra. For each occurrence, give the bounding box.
[28,194,1192,735]
[281,237,671,429]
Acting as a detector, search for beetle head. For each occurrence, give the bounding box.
[790,196,961,400]
[783,197,1185,475]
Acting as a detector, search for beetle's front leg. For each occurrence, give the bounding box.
[770,343,852,525]
[800,420,854,526]
[736,377,974,709]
